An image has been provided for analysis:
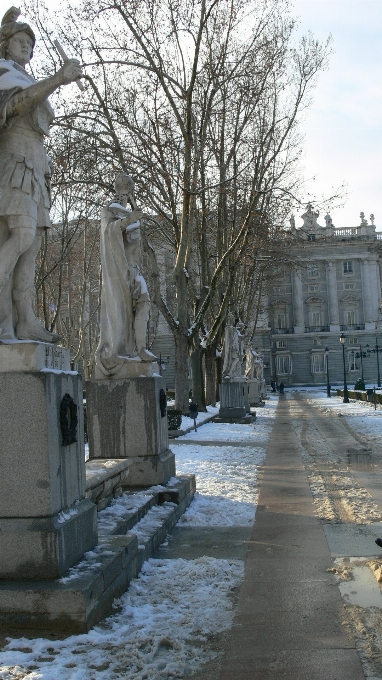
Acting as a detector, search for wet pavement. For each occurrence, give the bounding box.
[217,395,365,680]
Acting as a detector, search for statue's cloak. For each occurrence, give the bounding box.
[95,204,137,376]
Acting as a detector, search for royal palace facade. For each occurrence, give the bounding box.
[253,205,382,387]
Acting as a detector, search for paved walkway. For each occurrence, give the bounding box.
[218,395,365,680]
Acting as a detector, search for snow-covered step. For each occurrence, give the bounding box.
[0,475,195,633]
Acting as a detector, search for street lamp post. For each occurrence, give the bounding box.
[376,338,381,388]
[339,333,349,403]
[325,346,330,397]
[359,343,364,382]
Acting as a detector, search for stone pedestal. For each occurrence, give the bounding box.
[86,376,175,486]
[248,379,262,406]
[218,381,247,419]
[0,340,70,372]
[0,344,97,580]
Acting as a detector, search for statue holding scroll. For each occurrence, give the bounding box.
[95,173,156,377]
[0,7,83,342]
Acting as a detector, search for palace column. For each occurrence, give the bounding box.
[326,261,340,331]
[369,258,380,326]
[293,267,304,333]
[361,259,375,329]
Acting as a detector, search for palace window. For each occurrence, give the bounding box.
[276,313,286,329]
[276,340,287,348]
[312,311,321,327]
[308,234,316,242]
[348,337,357,345]
[276,355,291,375]
[308,266,319,278]
[348,350,359,372]
[344,283,354,290]
[343,261,353,274]
[273,286,282,293]
[346,310,355,326]
[309,284,320,292]
[311,354,325,374]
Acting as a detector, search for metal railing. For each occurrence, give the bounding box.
[270,328,294,335]
[340,324,365,331]
[305,326,330,333]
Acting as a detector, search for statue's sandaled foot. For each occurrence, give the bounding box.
[138,348,157,362]
[16,319,62,344]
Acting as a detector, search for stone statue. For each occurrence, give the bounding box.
[222,314,245,379]
[95,173,156,377]
[0,7,84,342]
[245,345,257,379]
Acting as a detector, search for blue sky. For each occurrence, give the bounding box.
[294,0,382,228]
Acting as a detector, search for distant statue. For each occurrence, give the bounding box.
[245,345,257,379]
[360,212,368,226]
[95,173,156,377]
[324,213,333,228]
[0,7,84,342]
[370,214,375,225]
[245,345,264,381]
[222,314,245,379]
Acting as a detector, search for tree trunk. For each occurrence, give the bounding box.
[174,331,190,413]
[205,344,217,407]
[190,338,206,411]
[215,354,222,403]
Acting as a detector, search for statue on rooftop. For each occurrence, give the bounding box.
[95,173,156,377]
[0,6,84,342]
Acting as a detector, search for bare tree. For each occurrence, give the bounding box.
[25,0,332,410]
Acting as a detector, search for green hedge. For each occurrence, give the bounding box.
[167,409,183,430]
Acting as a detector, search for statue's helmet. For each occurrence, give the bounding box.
[114,173,135,195]
[0,7,35,59]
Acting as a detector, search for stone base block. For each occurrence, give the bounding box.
[0,476,196,632]
[94,359,159,380]
[85,459,133,511]
[0,499,97,580]
[220,381,247,412]
[215,413,254,424]
[121,449,176,487]
[0,370,86,519]
[248,379,262,406]
[0,534,139,633]
[0,341,70,372]
[87,376,169,460]
[218,406,246,418]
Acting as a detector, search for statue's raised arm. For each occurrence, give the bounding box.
[0,6,84,342]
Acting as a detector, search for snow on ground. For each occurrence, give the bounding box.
[180,397,278,444]
[0,401,277,680]
[172,398,277,526]
[173,444,266,526]
[0,558,244,680]
[293,388,382,443]
[287,390,382,524]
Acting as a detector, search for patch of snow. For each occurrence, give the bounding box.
[174,444,265,526]
[0,557,243,680]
